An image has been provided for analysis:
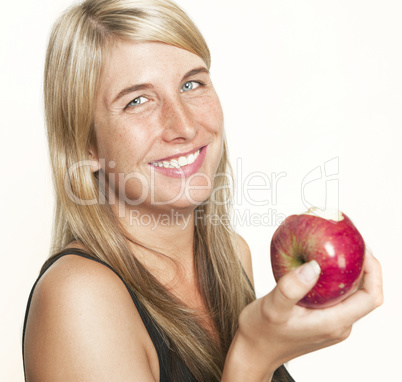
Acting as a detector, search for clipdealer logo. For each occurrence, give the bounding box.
[63,156,340,225]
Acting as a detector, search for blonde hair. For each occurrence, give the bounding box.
[43,0,273,380]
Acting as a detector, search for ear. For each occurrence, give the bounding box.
[88,147,101,173]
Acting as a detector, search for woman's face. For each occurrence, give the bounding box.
[92,40,224,216]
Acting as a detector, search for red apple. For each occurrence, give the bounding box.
[270,207,365,308]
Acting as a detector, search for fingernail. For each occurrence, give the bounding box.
[297,260,321,284]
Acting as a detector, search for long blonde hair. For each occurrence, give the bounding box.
[43,0,282,380]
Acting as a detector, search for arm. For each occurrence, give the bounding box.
[223,247,383,381]
[24,255,157,382]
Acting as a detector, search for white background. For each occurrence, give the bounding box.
[1,0,401,380]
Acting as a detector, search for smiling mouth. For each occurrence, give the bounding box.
[150,148,202,169]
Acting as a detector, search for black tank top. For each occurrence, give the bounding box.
[22,250,295,381]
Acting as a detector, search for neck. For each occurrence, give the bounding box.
[115,203,197,278]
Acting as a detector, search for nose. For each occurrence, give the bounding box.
[161,96,198,143]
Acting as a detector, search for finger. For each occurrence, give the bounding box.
[330,250,383,324]
[266,260,321,321]
[358,245,374,290]
[362,250,383,304]
[359,248,383,303]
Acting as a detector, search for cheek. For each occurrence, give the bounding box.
[94,117,156,171]
[197,96,224,133]
[205,98,224,162]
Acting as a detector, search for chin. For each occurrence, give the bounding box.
[153,188,213,211]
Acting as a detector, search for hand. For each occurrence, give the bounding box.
[234,248,383,377]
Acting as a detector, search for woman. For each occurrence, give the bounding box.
[22,0,383,381]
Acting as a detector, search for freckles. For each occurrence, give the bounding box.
[199,100,223,132]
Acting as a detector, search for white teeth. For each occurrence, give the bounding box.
[170,159,179,168]
[178,156,187,166]
[152,149,201,169]
[187,153,195,165]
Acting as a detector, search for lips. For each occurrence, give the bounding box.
[150,148,201,169]
[149,146,207,178]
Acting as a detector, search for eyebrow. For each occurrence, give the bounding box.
[112,83,152,104]
[182,66,210,80]
[111,66,210,104]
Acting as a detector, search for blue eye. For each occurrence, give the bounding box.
[127,96,148,108]
[181,81,200,92]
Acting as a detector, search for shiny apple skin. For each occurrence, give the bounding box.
[270,212,365,308]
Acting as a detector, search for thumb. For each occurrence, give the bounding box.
[268,261,321,319]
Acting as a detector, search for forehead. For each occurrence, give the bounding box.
[98,40,206,100]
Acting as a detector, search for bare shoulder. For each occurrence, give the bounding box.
[236,234,254,287]
[24,254,157,382]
